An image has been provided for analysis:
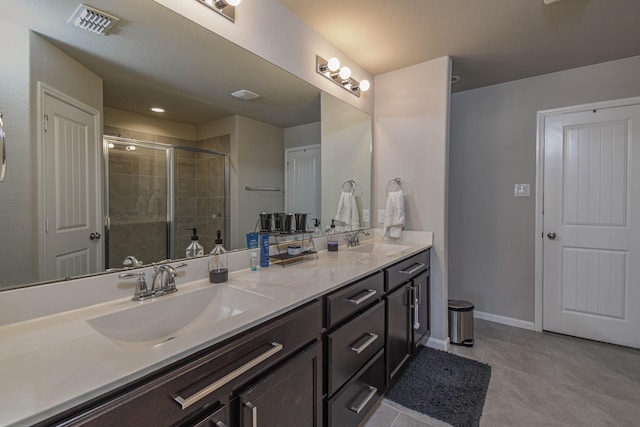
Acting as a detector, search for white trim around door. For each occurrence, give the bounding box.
[534,96,640,334]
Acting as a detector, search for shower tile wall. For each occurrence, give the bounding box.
[105,126,229,264]
[175,135,230,253]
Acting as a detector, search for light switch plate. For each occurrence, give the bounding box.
[378,209,385,224]
[362,209,370,223]
[514,184,530,197]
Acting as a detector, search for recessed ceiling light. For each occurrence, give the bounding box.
[231,89,260,101]
[151,107,165,113]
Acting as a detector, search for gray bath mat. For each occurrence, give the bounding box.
[387,347,491,427]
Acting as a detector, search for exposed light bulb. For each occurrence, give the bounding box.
[359,79,370,92]
[339,66,351,80]
[107,143,115,149]
[327,57,340,72]
[151,107,165,113]
[126,145,136,151]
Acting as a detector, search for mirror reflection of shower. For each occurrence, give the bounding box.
[104,136,229,268]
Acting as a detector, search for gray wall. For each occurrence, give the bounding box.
[284,121,320,150]
[449,55,640,322]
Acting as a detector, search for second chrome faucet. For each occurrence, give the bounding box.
[119,262,187,301]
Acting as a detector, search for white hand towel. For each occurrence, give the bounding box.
[383,190,405,238]
[335,191,360,231]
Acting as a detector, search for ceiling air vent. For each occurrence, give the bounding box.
[69,4,120,35]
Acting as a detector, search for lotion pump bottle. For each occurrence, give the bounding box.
[186,228,204,258]
[327,220,339,252]
[209,230,228,283]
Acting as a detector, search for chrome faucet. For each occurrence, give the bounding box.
[151,262,187,296]
[347,230,370,247]
[119,262,187,301]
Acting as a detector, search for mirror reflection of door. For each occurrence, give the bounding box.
[41,87,102,281]
[285,145,321,226]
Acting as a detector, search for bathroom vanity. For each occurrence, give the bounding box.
[0,233,432,427]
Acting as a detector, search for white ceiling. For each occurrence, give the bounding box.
[3,0,321,127]
[277,0,640,92]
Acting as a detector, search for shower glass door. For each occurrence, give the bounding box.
[105,138,170,269]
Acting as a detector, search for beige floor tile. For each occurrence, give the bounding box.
[474,318,512,343]
[382,400,452,427]
[487,366,592,426]
[364,401,400,427]
[481,397,574,427]
[448,334,489,361]
[391,413,436,427]
[482,338,557,384]
[553,355,640,404]
[585,389,640,427]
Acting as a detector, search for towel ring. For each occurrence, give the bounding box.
[386,177,403,194]
[341,179,362,195]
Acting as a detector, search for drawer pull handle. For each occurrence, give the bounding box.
[399,262,425,276]
[350,333,378,354]
[174,342,283,410]
[349,385,378,414]
[346,289,377,305]
[244,402,258,427]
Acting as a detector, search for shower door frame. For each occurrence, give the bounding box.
[104,136,230,267]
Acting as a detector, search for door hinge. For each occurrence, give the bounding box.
[44,115,48,132]
[45,218,49,233]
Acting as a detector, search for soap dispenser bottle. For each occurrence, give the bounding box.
[327,220,339,252]
[209,230,228,283]
[186,228,204,258]
[314,218,322,237]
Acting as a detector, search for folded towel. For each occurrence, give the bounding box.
[335,191,360,231]
[383,190,405,238]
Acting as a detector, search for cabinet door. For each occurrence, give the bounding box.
[238,342,323,427]
[386,284,412,383]
[412,270,430,349]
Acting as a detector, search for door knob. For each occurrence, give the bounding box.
[547,232,556,240]
[90,232,102,240]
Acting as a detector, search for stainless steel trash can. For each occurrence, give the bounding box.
[448,300,474,346]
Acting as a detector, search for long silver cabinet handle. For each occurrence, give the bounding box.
[413,285,421,330]
[399,262,425,276]
[349,333,378,354]
[244,402,258,427]
[349,385,378,414]
[346,289,376,305]
[174,342,283,410]
[0,112,6,182]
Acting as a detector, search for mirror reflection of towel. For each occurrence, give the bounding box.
[383,190,404,238]
[335,191,360,231]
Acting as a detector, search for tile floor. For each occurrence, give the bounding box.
[363,319,640,427]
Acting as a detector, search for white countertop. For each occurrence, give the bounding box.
[0,234,432,427]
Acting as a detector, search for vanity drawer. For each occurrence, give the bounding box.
[326,350,385,427]
[327,301,385,396]
[326,271,384,328]
[384,249,430,291]
[54,299,322,427]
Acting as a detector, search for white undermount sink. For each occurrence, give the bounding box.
[350,242,412,256]
[87,285,271,344]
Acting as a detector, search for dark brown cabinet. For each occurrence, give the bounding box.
[384,249,431,385]
[46,300,322,427]
[238,342,322,427]
[386,284,412,382]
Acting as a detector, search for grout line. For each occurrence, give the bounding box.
[388,408,401,427]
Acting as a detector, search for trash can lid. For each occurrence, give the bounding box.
[448,299,474,311]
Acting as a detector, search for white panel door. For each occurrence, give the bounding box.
[543,104,640,348]
[43,92,101,281]
[285,145,321,224]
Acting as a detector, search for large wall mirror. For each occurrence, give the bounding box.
[0,0,372,290]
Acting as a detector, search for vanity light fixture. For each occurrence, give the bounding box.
[196,0,241,22]
[316,55,370,97]
[150,107,165,113]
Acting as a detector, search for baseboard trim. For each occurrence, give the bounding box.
[474,310,535,331]
[426,336,450,351]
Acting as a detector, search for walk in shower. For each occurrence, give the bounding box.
[104,136,229,269]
